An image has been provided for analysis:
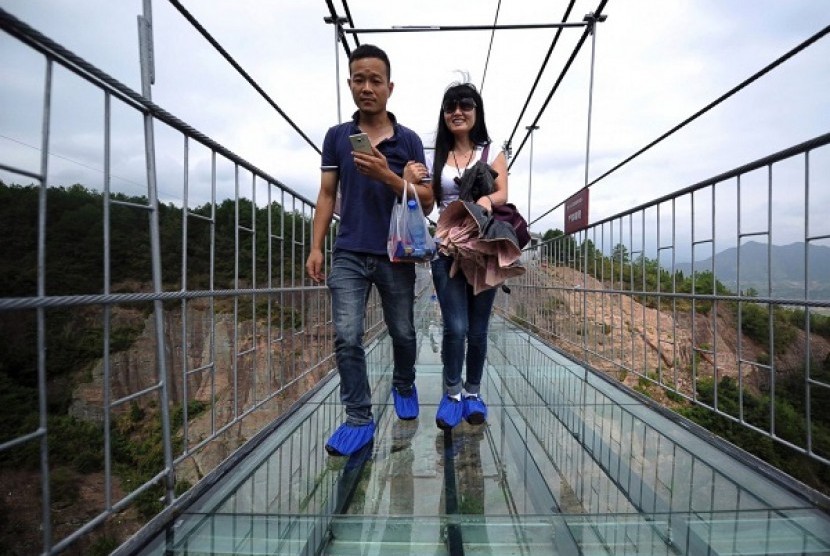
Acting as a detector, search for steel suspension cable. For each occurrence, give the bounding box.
[0,6,318,207]
[586,23,830,188]
[167,0,321,154]
[479,0,502,94]
[531,23,830,227]
[508,0,607,171]
[339,0,360,48]
[503,0,576,159]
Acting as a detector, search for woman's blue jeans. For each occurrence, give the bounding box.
[328,249,416,425]
[431,253,497,396]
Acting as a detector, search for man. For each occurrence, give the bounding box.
[306,44,434,456]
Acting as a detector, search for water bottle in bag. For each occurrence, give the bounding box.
[406,199,426,257]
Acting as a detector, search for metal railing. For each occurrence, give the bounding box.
[0,7,389,554]
[500,132,830,469]
[2,5,828,555]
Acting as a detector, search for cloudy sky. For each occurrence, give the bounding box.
[1,0,829,247]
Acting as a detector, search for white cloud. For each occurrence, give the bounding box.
[1,0,828,247]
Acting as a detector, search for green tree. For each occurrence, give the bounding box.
[542,228,563,242]
[611,243,629,264]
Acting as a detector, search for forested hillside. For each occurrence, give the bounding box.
[1,182,828,553]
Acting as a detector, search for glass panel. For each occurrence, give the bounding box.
[136,292,830,555]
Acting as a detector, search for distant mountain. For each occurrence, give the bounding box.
[675,241,830,299]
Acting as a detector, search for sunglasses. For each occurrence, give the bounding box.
[442,97,477,113]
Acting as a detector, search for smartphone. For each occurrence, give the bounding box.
[349,133,373,154]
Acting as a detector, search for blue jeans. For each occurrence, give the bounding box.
[328,249,417,425]
[431,253,497,396]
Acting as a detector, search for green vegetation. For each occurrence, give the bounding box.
[112,400,206,518]
[664,389,685,404]
[1,183,828,540]
[785,308,830,338]
[0,181,311,300]
[0,180,311,383]
[0,372,105,472]
[539,231,830,494]
[88,536,121,556]
[740,302,799,354]
[0,386,207,518]
[680,372,830,492]
[542,228,830,348]
[0,181,313,546]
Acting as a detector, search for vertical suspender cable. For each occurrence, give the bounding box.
[583,13,605,189]
[530,22,828,228]
[526,125,539,225]
[335,21,342,124]
[326,16,347,123]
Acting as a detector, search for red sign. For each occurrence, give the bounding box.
[564,188,589,234]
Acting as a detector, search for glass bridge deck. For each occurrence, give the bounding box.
[134,293,830,556]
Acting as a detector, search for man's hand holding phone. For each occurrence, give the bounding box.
[349,133,389,181]
[349,133,373,155]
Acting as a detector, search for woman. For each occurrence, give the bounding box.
[410,82,509,430]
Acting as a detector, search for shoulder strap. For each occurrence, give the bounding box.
[481,142,490,164]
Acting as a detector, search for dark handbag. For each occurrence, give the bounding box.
[459,143,530,248]
[492,203,530,248]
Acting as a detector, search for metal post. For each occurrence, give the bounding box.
[325,16,349,123]
[583,12,606,189]
[501,139,514,313]
[138,0,175,505]
[525,125,539,226]
[38,56,53,555]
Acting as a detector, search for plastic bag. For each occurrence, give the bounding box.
[387,183,436,263]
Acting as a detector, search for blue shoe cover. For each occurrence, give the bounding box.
[325,421,375,456]
[463,395,487,425]
[392,385,419,420]
[435,395,463,430]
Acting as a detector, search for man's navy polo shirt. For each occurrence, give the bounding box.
[321,111,426,255]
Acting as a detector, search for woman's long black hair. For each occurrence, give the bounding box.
[431,82,491,205]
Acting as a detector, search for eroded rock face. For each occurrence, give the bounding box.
[510,265,829,397]
[71,298,329,408]
[67,268,829,483]
[69,308,220,422]
[68,301,335,483]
